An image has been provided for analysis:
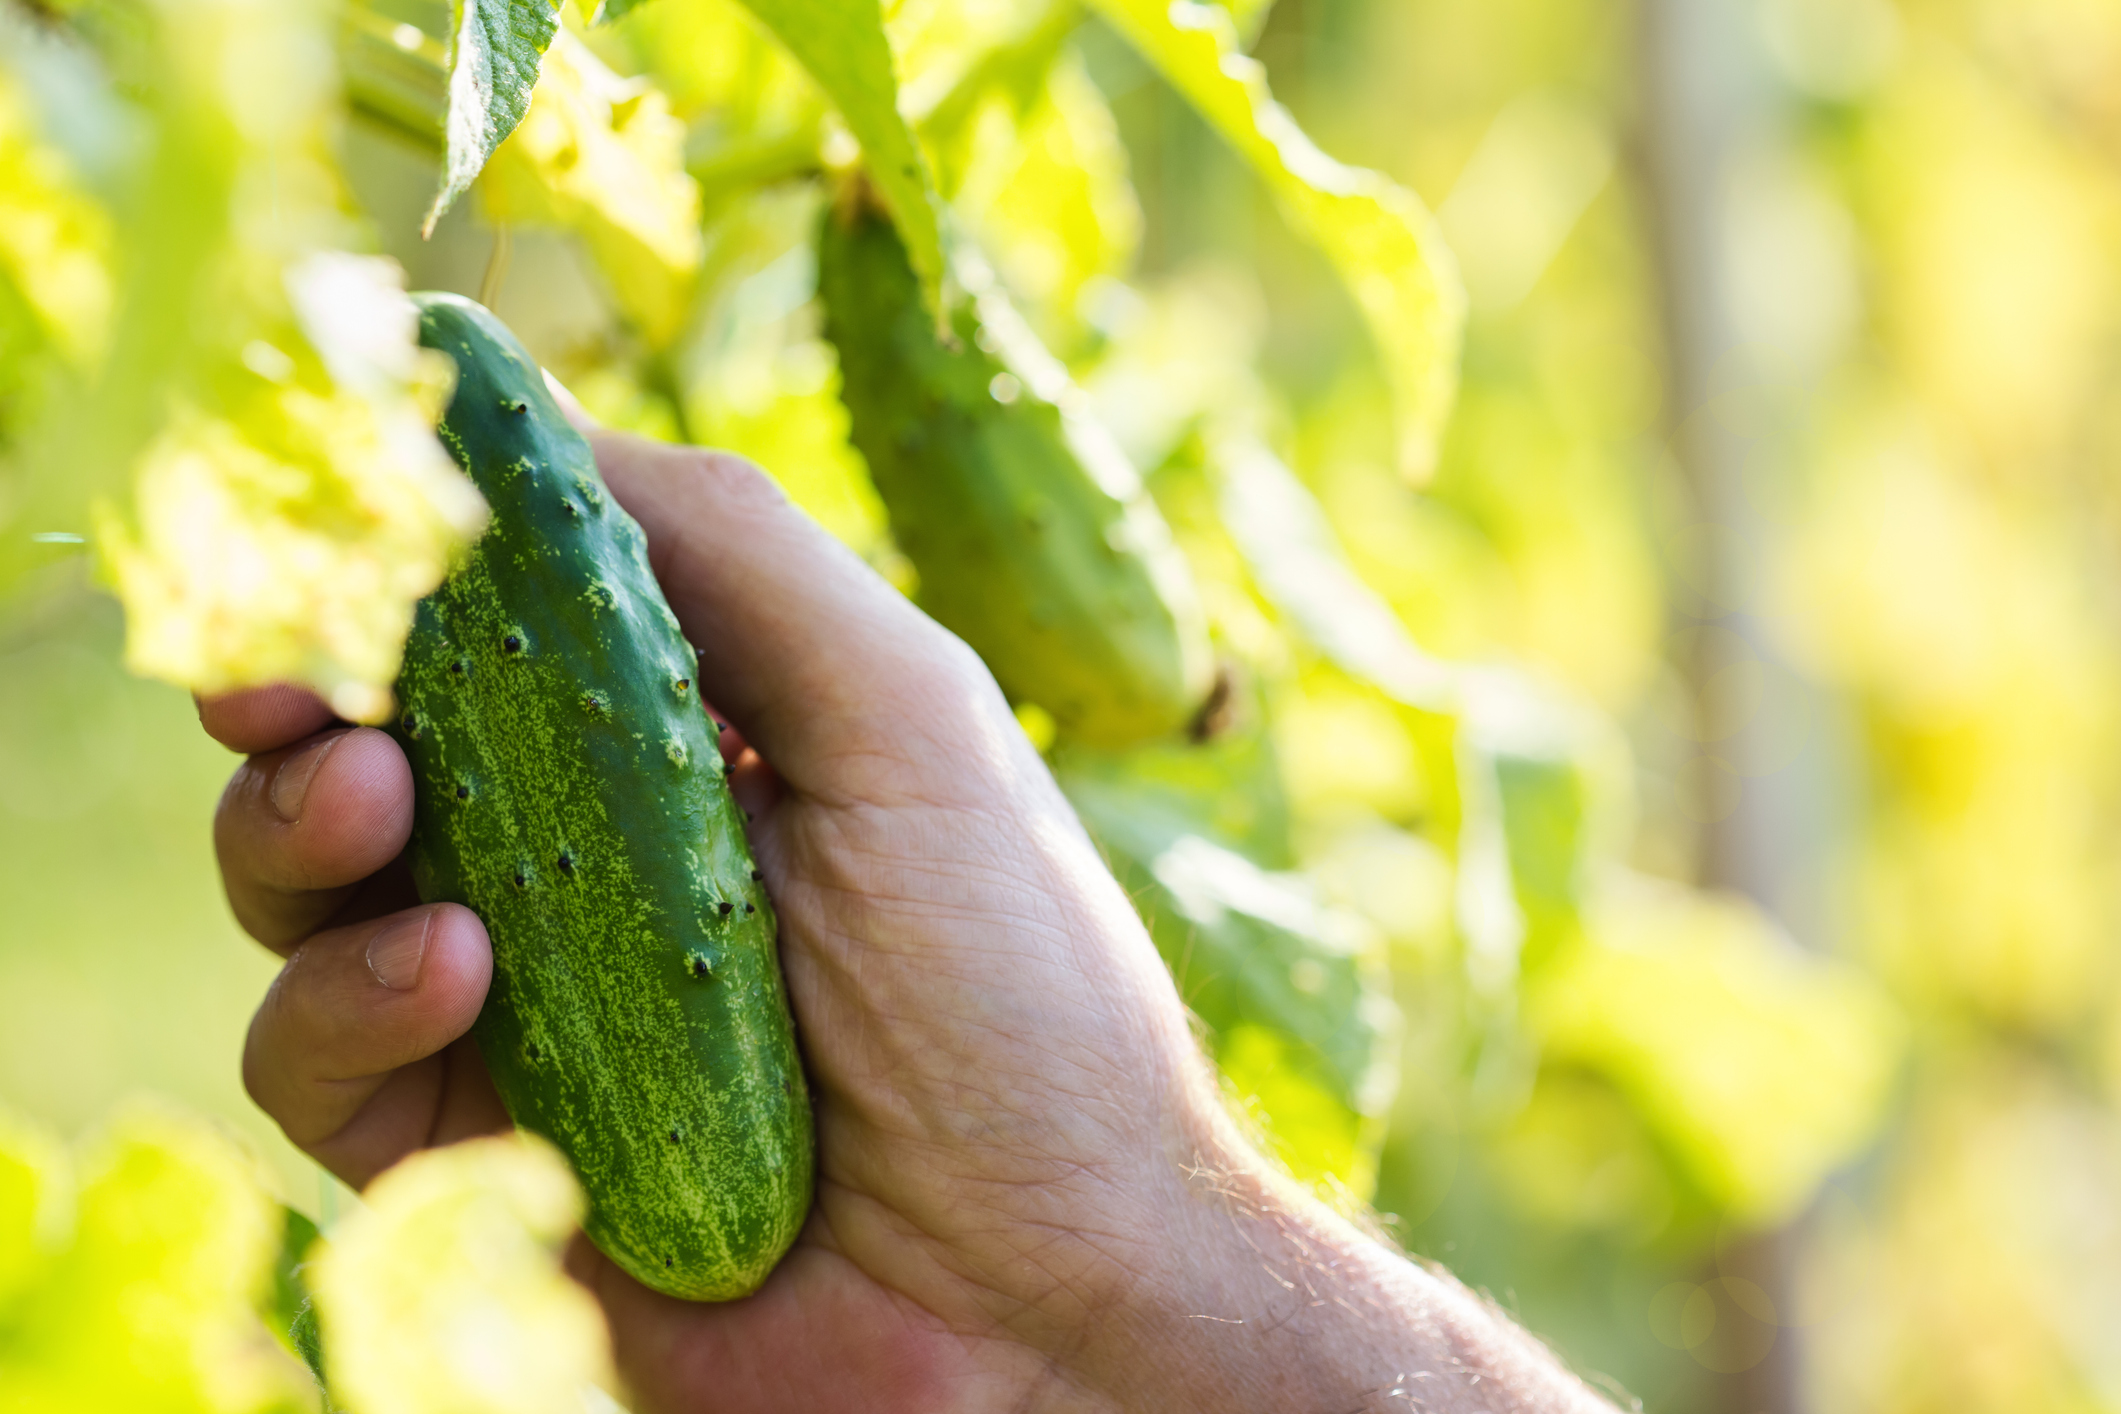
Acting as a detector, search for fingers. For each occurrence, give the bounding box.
[589,433,1026,803]
[244,903,501,1187]
[214,726,415,951]
[198,685,339,754]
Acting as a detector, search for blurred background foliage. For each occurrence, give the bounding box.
[3,0,2120,1409]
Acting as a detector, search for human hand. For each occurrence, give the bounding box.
[206,428,1606,1413]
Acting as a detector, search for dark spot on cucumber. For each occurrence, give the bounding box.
[744,903,755,914]
[750,870,762,881]
[668,1128,681,1143]
[503,634,523,654]
[664,1257,673,1269]
[512,869,529,889]
[455,783,471,801]
[557,851,575,876]
[718,901,733,916]
[674,677,690,693]
[561,499,580,519]
[582,691,609,719]
[400,713,419,738]
[502,398,528,414]
[526,1041,542,1062]
[687,952,712,980]
[449,659,466,676]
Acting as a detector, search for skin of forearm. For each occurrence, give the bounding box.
[1058,1092,1616,1414]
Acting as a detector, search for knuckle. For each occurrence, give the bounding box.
[679,445,787,512]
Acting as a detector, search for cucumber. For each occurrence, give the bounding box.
[387,293,812,1301]
[818,195,1212,747]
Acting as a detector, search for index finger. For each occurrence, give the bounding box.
[198,685,340,755]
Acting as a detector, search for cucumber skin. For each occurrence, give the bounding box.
[389,293,813,1301]
[818,203,1210,747]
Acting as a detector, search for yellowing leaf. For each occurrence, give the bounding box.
[0,1108,67,1309]
[96,256,485,723]
[0,1104,308,1414]
[1529,880,1904,1223]
[310,1134,613,1414]
[427,0,562,234]
[0,70,112,367]
[1083,0,1463,476]
[480,32,704,347]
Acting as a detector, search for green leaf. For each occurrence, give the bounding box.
[592,0,942,306]
[424,0,561,236]
[729,0,945,307]
[0,1104,310,1413]
[1081,0,1463,477]
[1058,734,1399,1199]
[1213,436,1598,995]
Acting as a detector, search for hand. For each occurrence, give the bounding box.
[205,428,1607,1413]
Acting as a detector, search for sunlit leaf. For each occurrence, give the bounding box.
[0,1103,309,1414]
[1213,0,1276,45]
[1062,760,1399,1198]
[1529,880,1904,1223]
[425,0,561,235]
[480,31,704,347]
[95,255,485,723]
[600,0,822,159]
[0,68,113,369]
[952,46,1141,350]
[1216,435,1605,993]
[1053,678,1293,867]
[609,0,945,308]
[311,1134,613,1414]
[0,1108,67,1310]
[1082,0,1463,476]
[696,346,891,559]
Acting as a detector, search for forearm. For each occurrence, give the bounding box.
[1083,1119,1613,1414]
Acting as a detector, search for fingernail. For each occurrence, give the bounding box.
[366,910,433,991]
[270,730,348,822]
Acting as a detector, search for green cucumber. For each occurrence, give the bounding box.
[387,293,812,1301]
[818,195,1212,747]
